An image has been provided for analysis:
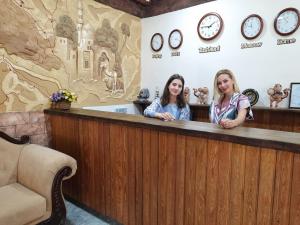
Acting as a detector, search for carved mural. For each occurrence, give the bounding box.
[0,0,141,112]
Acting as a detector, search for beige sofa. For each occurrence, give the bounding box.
[0,131,77,225]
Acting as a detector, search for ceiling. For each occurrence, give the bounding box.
[94,0,215,18]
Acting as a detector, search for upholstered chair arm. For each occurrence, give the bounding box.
[17,144,77,214]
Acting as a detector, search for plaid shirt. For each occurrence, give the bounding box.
[144,98,190,121]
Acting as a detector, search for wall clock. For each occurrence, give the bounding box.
[168,29,183,49]
[274,8,300,36]
[197,12,223,41]
[150,33,164,52]
[241,14,263,40]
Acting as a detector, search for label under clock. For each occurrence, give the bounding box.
[198,45,220,53]
[152,53,162,59]
[171,51,180,57]
[241,42,263,49]
[277,38,296,45]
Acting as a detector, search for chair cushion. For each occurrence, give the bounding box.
[0,183,46,225]
[0,139,24,187]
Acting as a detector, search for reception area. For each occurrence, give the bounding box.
[1,0,300,225]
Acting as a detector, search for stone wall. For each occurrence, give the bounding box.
[0,112,49,146]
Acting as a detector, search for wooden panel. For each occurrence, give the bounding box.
[242,146,260,225]
[94,121,106,213]
[269,111,295,132]
[216,142,232,225]
[205,139,219,225]
[290,153,300,225]
[127,127,142,225]
[103,122,112,217]
[166,133,176,225]
[244,110,270,129]
[194,138,207,225]
[184,136,197,225]
[49,115,80,198]
[294,114,300,132]
[229,144,246,225]
[158,131,176,225]
[142,128,151,225]
[157,132,167,225]
[272,151,293,225]
[109,123,128,222]
[256,148,277,225]
[174,135,186,225]
[78,119,97,208]
[149,130,159,225]
[142,128,159,225]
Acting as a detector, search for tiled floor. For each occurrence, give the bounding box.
[65,201,109,225]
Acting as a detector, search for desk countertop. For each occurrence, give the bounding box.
[45,108,300,153]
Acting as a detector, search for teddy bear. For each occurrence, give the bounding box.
[183,87,190,103]
[267,83,290,108]
[193,87,209,104]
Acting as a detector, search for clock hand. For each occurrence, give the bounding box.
[201,25,210,29]
[209,21,217,28]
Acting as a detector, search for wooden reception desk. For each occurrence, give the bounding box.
[45,108,300,225]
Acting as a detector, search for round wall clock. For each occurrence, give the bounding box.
[168,29,183,50]
[197,12,223,41]
[274,8,300,36]
[241,14,263,40]
[150,33,164,52]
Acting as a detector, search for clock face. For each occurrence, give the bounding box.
[274,8,300,36]
[241,14,263,40]
[150,33,164,52]
[168,29,183,49]
[197,13,223,41]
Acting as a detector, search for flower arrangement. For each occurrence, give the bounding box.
[50,89,77,103]
[50,89,77,110]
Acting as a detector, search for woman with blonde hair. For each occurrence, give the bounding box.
[209,69,253,129]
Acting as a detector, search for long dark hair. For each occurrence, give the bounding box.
[161,74,186,108]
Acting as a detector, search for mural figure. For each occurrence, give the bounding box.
[98,52,124,93]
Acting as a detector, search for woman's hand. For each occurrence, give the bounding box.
[156,112,175,121]
[219,119,238,129]
[219,108,248,129]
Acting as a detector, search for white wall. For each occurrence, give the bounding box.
[141,0,300,107]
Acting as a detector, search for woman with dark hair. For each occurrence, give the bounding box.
[144,74,190,121]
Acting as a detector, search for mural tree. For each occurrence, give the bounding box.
[120,23,130,54]
[94,19,119,53]
[55,15,78,47]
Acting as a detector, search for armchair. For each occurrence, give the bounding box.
[0,131,77,225]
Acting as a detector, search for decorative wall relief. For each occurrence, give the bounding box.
[0,0,141,112]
